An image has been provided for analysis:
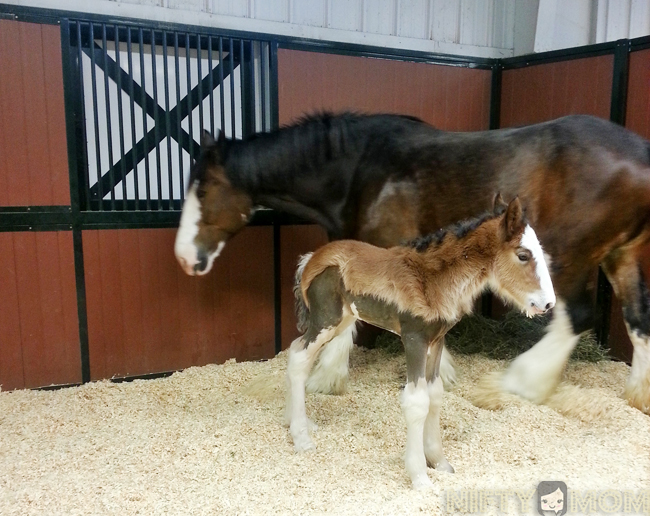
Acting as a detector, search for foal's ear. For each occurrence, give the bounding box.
[201,129,216,149]
[504,197,524,240]
[493,192,508,214]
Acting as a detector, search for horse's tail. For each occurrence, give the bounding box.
[294,253,313,333]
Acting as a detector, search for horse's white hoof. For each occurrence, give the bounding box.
[435,459,455,473]
[293,435,316,453]
[411,475,434,490]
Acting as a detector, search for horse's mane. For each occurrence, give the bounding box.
[224,111,430,193]
[407,203,509,252]
[292,111,425,128]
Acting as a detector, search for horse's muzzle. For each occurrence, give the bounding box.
[193,250,209,274]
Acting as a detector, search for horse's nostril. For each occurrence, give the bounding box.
[194,251,208,273]
[545,302,554,310]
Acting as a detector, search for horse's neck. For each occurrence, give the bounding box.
[226,139,354,236]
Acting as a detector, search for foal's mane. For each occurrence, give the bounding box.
[407,203,509,252]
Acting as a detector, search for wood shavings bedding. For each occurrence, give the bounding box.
[1,348,648,515]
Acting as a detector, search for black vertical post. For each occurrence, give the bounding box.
[241,40,255,138]
[269,41,282,354]
[61,19,91,384]
[597,39,631,348]
[481,62,502,319]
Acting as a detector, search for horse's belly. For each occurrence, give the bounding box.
[344,293,401,334]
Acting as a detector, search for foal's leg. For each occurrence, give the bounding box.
[423,338,454,473]
[306,323,357,395]
[400,323,432,489]
[602,253,650,414]
[286,326,337,452]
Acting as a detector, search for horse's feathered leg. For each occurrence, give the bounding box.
[499,300,579,404]
[423,338,454,473]
[306,323,356,395]
[438,342,457,388]
[602,247,650,414]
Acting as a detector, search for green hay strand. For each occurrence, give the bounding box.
[373,311,608,362]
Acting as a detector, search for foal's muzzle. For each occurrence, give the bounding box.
[529,299,555,315]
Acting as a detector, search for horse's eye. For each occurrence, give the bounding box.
[518,253,530,262]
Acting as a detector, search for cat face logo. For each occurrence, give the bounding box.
[537,481,567,516]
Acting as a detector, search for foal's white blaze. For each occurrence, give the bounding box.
[174,183,226,276]
[521,224,556,314]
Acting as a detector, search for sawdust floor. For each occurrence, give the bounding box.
[1,349,648,516]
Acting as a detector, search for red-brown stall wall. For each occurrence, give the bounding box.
[500,55,614,126]
[0,232,81,390]
[83,227,275,380]
[0,20,70,207]
[277,49,493,347]
[0,20,81,390]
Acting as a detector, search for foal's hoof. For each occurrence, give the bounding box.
[426,457,455,473]
[411,475,434,491]
[435,459,455,473]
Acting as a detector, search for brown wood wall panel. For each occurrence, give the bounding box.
[0,232,81,390]
[83,227,275,380]
[0,20,70,207]
[500,55,614,127]
[278,49,492,129]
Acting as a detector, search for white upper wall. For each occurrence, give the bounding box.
[4,0,650,58]
[535,0,650,52]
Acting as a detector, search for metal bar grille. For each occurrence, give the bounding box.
[67,22,272,212]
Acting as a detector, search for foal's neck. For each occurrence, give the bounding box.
[418,224,497,290]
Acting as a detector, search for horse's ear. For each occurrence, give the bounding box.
[217,129,226,142]
[201,130,216,149]
[493,192,507,214]
[504,196,524,240]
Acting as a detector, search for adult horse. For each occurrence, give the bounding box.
[174,113,650,414]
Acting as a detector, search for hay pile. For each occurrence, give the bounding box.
[376,311,608,362]
[1,348,648,515]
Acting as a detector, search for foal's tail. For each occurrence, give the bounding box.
[294,253,313,333]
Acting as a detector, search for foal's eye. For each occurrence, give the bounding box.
[518,253,530,262]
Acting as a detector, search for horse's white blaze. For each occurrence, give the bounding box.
[521,224,556,312]
[502,301,579,403]
[174,183,202,274]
